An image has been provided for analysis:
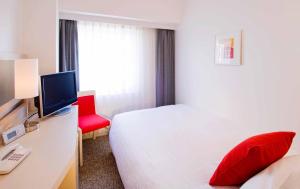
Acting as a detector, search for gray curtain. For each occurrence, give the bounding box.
[59,19,79,90]
[156,29,175,107]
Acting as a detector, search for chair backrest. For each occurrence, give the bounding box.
[77,90,96,98]
[77,95,96,116]
[77,91,96,116]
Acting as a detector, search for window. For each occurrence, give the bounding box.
[78,21,156,116]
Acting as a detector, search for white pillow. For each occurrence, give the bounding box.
[241,155,300,189]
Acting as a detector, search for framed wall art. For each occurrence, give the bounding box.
[215,31,242,65]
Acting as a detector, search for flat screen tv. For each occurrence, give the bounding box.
[39,71,77,118]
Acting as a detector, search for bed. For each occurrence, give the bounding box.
[109,105,298,189]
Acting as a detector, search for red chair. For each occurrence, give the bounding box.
[75,91,110,166]
[77,95,110,135]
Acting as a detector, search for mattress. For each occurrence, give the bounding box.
[109,105,297,189]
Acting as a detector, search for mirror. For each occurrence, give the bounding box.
[0,60,15,106]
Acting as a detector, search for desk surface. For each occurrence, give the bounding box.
[0,106,78,189]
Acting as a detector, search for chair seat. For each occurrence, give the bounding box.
[79,114,110,134]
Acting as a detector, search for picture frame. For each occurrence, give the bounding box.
[215,31,242,65]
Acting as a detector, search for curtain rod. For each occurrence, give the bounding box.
[59,10,178,30]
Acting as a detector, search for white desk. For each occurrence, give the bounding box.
[0,106,78,189]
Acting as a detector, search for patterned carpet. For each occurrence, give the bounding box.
[79,136,124,189]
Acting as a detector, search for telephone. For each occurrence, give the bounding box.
[0,143,31,174]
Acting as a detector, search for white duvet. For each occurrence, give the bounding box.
[109,105,298,189]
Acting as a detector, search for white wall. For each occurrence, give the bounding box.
[0,0,23,59]
[59,0,185,25]
[176,0,300,132]
[0,0,58,75]
[22,0,58,75]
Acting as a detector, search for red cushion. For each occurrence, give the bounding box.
[77,95,96,116]
[209,131,296,186]
[79,114,110,134]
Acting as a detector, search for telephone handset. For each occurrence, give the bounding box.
[0,143,31,174]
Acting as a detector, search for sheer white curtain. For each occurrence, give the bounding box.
[78,21,156,117]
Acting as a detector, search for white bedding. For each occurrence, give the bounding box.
[109,105,298,189]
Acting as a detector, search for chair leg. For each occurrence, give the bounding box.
[93,131,97,140]
[78,128,83,167]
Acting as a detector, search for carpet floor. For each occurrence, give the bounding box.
[79,136,124,189]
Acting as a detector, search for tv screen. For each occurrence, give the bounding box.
[40,71,77,117]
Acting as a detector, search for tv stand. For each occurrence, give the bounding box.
[53,106,72,117]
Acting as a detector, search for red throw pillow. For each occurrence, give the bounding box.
[209,131,296,186]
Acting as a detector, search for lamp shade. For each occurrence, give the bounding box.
[14,59,39,99]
